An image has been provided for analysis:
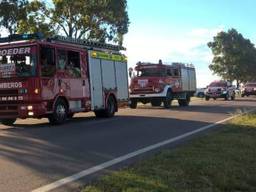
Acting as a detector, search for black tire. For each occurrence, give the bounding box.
[178,95,190,107]
[151,99,162,107]
[48,99,68,125]
[231,93,235,100]
[205,96,210,101]
[1,118,16,126]
[130,99,137,109]
[67,113,74,119]
[198,92,204,98]
[94,110,105,118]
[163,90,172,109]
[213,97,217,100]
[100,96,116,118]
[225,93,230,101]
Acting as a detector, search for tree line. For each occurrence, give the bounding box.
[0,0,129,45]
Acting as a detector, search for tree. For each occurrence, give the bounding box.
[17,0,56,37]
[0,0,129,45]
[208,28,256,86]
[48,0,129,44]
[0,0,28,35]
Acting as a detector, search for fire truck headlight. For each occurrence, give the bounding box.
[28,112,34,116]
[19,88,28,94]
[34,88,39,94]
[27,105,33,110]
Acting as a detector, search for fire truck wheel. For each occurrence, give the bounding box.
[48,99,68,125]
[67,113,74,119]
[178,95,190,107]
[1,118,16,126]
[102,96,116,118]
[130,99,137,109]
[151,99,162,107]
[163,90,172,109]
[94,110,104,118]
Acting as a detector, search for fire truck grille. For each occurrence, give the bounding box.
[0,89,19,116]
[0,89,18,96]
[0,105,18,116]
[133,86,154,93]
[133,88,155,94]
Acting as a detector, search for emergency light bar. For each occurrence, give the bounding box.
[0,33,44,43]
[136,61,195,68]
[0,33,125,51]
[51,35,125,51]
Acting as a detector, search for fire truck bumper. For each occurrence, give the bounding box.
[19,103,48,118]
[0,102,47,119]
[130,92,167,99]
[205,93,226,98]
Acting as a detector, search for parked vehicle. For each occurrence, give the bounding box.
[0,33,128,125]
[205,80,235,101]
[241,82,256,97]
[195,88,206,98]
[129,61,196,108]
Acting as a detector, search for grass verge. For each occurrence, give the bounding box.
[82,113,256,192]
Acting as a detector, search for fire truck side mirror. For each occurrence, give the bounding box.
[128,67,133,78]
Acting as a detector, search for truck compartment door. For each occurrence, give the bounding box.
[88,55,104,110]
[101,60,116,90]
[115,61,129,101]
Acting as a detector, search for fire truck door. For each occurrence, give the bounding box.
[88,55,104,110]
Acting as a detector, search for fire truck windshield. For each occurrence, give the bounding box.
[0,46,36,78]
[137,68,166,77]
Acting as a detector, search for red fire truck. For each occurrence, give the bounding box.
[0,33,128,125]
[129,61,196,108]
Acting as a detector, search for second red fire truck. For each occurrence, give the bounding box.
[0,33,128,125]
[129,60,196,108]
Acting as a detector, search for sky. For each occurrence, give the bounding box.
[123,0,256,87]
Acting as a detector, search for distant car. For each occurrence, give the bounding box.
[205,80,235,101]
[241,82,256,97]
[195,88,206,98]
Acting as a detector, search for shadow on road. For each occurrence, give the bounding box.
[0,114,223,190]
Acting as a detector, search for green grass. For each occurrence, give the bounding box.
[82,113,256,192]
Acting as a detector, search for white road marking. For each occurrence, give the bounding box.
[32,108,255,192]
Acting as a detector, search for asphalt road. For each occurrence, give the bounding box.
[0,97,256,192]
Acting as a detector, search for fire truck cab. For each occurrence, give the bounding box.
[129,61,196,108]
[0,33,128,125]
